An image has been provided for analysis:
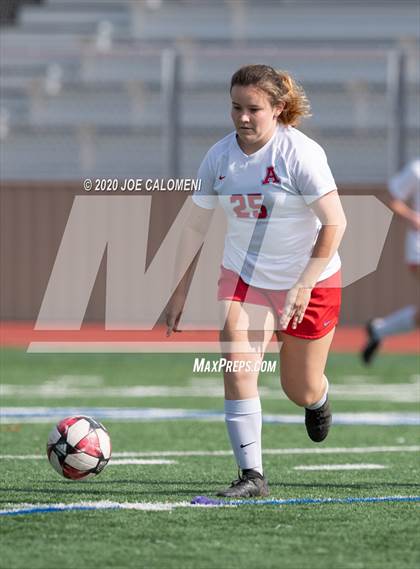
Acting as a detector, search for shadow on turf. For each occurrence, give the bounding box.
[1,479,420,503]
[0,481,210,499]
[82,478,420,489]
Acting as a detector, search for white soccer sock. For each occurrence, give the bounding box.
[372,305,417,339]
[224,397,263,475]
[306,377,329,410]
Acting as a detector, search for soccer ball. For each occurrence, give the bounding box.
[47,415,111,480]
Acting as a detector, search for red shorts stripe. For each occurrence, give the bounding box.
[217,266,342,339]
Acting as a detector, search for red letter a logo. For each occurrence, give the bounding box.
[262,166,280,185]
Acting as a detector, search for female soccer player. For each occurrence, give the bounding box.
[166,64,347,498]
[362,159,420,363]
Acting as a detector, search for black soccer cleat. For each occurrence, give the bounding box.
[305,398,332,443]
[216,469,269,498]
[361,320,382,365]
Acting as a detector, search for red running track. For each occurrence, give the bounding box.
[0,322,418,353]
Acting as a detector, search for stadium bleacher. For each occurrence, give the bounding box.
[0,0,44,25]
[1,0,419,181]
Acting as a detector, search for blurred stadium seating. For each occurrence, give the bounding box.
[1,0,419,182]
[0,0,43,25]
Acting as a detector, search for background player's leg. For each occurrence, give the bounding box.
[362,266,420,364]
[370,305,417,338]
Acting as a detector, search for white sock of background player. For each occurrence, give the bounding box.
[372,305,417,339]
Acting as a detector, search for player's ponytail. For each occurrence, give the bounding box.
[230,64,311,127]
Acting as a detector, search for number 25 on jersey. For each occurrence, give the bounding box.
[230,194,268,219]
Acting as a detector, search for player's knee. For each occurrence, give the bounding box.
[281,380,321,407]
[283,391,308,407]
[290,393,320,408]
[223,368,252,385]
[223,369,257,399]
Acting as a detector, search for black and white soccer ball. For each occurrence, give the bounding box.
[47,416,111,480]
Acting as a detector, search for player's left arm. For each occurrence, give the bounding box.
[300,189,347,286]
[279,190,347,330]
[387,160,420,230]
[387,196,420,230]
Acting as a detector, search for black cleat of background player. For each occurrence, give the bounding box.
[361,320,382,365]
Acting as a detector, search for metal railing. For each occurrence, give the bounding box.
[161,46,414,180]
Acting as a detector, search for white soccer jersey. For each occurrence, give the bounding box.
[193,124,341,289]
[388,159,420,265]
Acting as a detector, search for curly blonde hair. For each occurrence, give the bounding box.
[230,64,311,127]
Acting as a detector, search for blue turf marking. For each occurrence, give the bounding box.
[1,496,420,516]
[1,407,420,425]
[0,505,107,516]
[191,495,420,507]
[223,496,420,507]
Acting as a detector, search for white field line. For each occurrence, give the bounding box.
[0,501,190,513]
[293,464,387,471]
[1,382,419,402]
[108,459,177,466]
[1,445,419,461]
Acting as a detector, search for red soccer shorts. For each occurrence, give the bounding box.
[217,266,342,339]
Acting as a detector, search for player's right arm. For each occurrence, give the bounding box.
[165,202,214,336]
[165,150,218,336]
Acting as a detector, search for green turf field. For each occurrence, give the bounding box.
[0,349,419,569]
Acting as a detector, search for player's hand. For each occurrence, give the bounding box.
[165,292,186,336]
[279,284,312,331]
